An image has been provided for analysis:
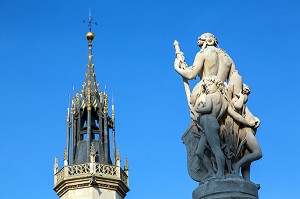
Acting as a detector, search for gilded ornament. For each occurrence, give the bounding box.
[86,31,95,40]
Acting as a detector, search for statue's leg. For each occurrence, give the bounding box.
[195,133,214,177]
[241,163,251,181]
[233,128,262,175]
[203,121,225,178]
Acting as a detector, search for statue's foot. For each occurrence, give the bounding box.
[215,173,225,179]
[232,163,240,175]
[203,171,214,180]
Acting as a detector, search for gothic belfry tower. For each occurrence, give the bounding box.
[54,14,129,199]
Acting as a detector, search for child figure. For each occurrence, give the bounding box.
[232,84,262,180]
[195,76,228,179]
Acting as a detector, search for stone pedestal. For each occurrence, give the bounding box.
[193,178,259,199]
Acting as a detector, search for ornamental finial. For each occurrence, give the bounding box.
[54,157,58,174]
[104,92,108,114]
[64,148,68,166]
[124,158,128,171]
[84,9,97,40]
[90,142,96,163]
[116,148,120,166]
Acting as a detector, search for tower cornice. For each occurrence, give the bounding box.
[54,162,129,198]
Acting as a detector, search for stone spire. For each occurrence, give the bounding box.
[54,11,129,199]
[66,23,117,165]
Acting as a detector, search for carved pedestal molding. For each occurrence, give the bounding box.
[193,177,259,199]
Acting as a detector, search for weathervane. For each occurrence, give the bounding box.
[83,8,97,31]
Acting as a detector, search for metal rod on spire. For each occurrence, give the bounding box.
[89,8,92,31]
[70,87,75,165]
[84,9,97,66]
[83,8,97,32]
[103,92,110,163]
[112,92,115,123]
[112,92,117,164]
[66,94,71,165]
[86,88,92,161]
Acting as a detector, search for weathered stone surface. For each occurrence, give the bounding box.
[193,177,258,199]
[61,187,123,199]
[53,162,129,198]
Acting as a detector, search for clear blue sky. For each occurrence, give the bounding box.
[0,0,299,198]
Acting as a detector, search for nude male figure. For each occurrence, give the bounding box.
[174,33,237,110]
[194,76,228,179]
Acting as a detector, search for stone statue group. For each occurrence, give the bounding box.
[174,33,262,183]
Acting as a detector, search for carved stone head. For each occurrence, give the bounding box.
[198,33,218,48]
[242,83,251,95]
[202,76,224,94]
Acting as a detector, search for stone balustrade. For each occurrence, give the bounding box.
[54,162,128,187]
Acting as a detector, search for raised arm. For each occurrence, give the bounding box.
[174,52,204,80]
[244,106,260,128]
[227,106,255,127]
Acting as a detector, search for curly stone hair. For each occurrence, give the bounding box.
[198,33,218,47]
[202,76,225,94]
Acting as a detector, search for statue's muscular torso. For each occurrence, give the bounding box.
[195,47,234,81]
